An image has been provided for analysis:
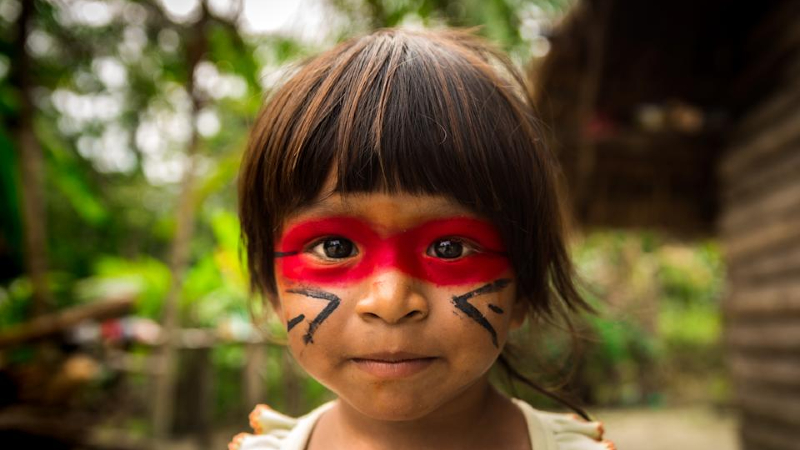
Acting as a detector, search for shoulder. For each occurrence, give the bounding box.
[229,402,335,450]
[512,399,615,450]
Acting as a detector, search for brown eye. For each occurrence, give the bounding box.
[324,238,354,258]
[429,239,464,259]
[309,237,357,260]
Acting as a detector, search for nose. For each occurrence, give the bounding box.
[355,270,429,324]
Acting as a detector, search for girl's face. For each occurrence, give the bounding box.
[272,191,527,421]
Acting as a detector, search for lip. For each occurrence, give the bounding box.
[351,352,437,379]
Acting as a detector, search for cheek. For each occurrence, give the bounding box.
[440,283,517,345]
[414,254,509,285]
[277,282,354,338]
[281,292,348,374]
[278,257,373,285]
[436,314,501,379]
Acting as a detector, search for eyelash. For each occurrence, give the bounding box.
[306,236,358,261]
[304,236,482,261]
[426,237,480,259]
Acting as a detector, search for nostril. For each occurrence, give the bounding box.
[404,310,423,319]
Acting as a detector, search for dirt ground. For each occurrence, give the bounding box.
[598,405,741,450]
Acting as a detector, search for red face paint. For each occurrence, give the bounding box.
[275,217,510,286]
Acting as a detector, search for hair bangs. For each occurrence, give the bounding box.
[282,30,539,217]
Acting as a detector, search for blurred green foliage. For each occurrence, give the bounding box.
[570,232,726,407]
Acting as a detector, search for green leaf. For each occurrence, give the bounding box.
[34,117,108,225]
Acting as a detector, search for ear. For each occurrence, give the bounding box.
[509,296,528,331]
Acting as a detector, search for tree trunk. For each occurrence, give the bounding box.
[12,0,50,317]
[150,3,210,447]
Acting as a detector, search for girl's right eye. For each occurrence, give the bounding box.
[308,237,358,260]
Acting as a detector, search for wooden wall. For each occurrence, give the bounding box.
[720,3,800,448]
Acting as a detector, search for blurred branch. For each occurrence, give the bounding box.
[0,296,134,348]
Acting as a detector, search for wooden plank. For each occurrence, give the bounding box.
[729,353,800,386]
[740,0,800,60]
[734,74,800,142]
[728,244,800,285]
[736,387,800,428]
[731,2,800,110]
[727,321,800,351]
[725,278,800,316]
[741,420,800,450]
[719,176,800,235]
[721,209,800,263]
[720,142,800,205]
[720,108,800,181]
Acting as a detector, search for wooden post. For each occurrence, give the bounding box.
[244,342,265,411]
[173,347,213,450]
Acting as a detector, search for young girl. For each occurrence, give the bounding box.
[231,28,613,450]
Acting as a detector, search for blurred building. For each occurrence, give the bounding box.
[534,1,800,448]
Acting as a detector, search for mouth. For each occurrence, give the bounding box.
[351,352,438,379]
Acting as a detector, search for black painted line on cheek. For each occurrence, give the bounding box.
[287,314,305,332]
[274,251,299,258]
[488,304,504,314]
[451,278,512,348]
[286,288,341,345]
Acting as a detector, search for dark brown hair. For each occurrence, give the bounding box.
[239,28,593,418]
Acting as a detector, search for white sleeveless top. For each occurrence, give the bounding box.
[229,399,614,450]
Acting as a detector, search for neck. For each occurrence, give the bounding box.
[324,378,512,450]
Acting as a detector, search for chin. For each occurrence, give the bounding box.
[343,389,443,422]
[357,400,435,422]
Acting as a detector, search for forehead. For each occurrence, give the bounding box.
[282,192,478,234]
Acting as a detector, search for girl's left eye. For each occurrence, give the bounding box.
[427,238,477,260]
[308,237,358,260]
